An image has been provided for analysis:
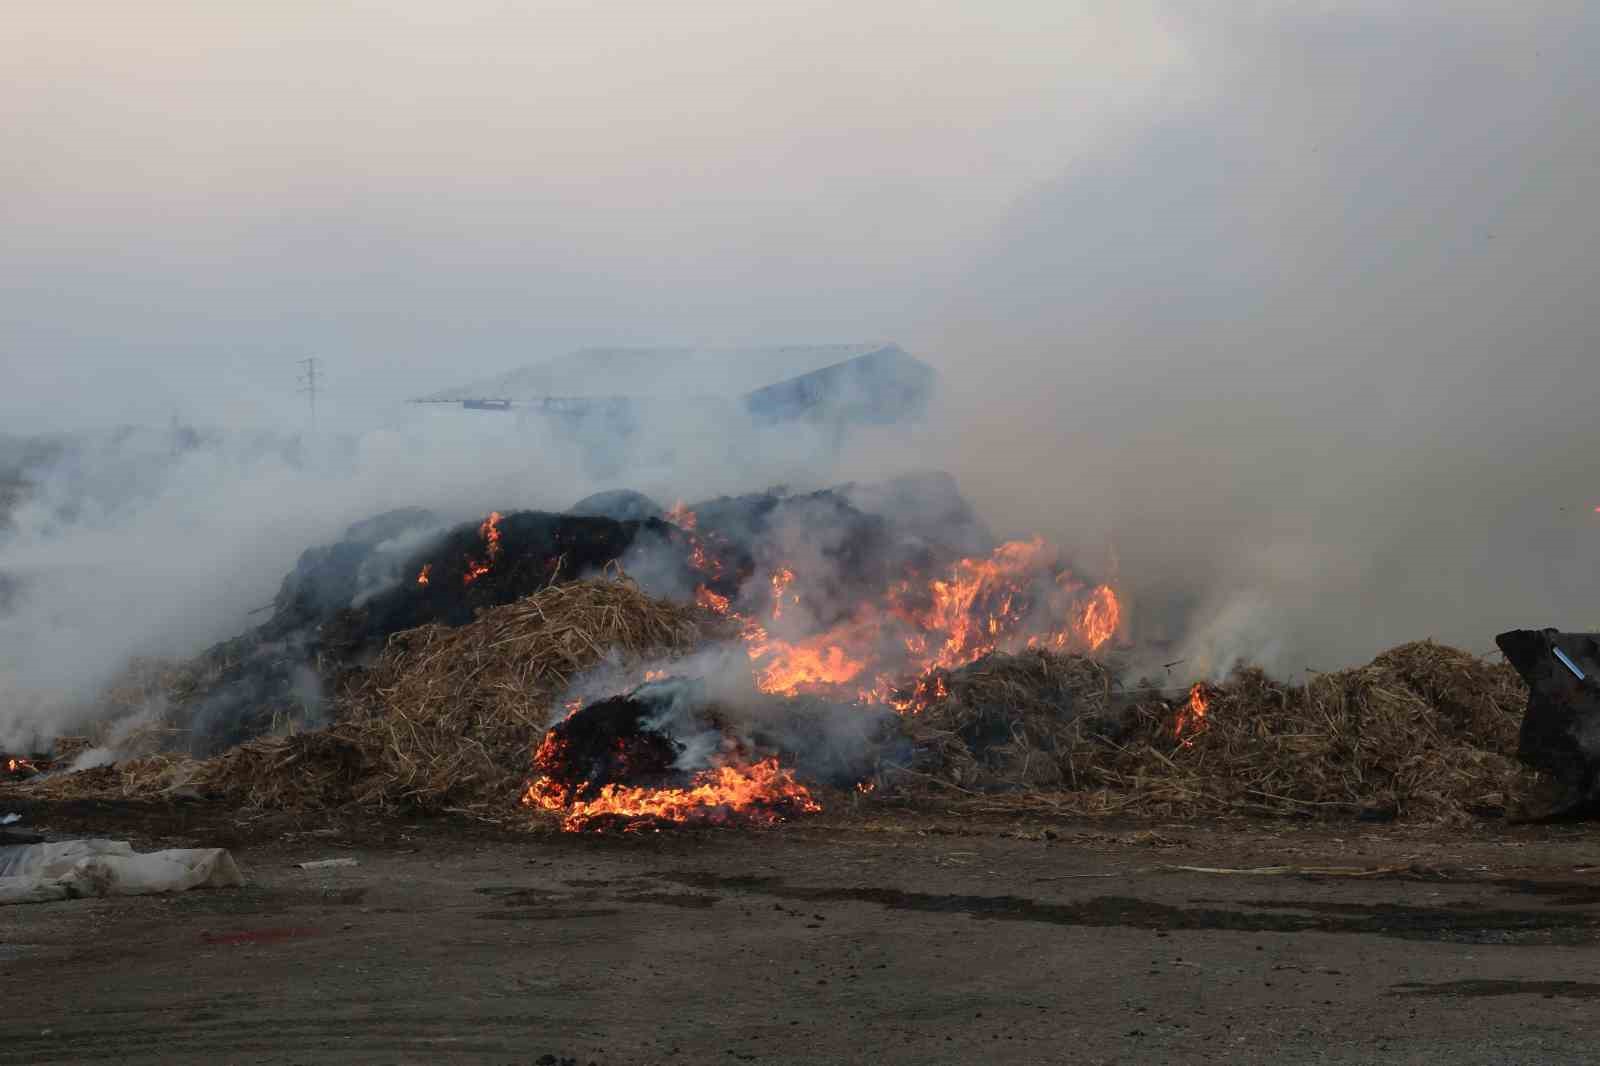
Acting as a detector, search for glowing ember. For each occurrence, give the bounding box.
[1174,682,1211,747]
[416,563,431,587]
[523,756,818,832]
[462,511,503,585]
[695,586,731,613]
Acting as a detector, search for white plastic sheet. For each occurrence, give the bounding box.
[0,839,244,906]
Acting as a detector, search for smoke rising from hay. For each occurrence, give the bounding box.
[3,4,1599,746]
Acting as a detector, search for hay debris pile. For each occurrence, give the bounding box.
[899,641,1533,821]
[21,577,718,814]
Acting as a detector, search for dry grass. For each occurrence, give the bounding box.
[900,641,1533,822]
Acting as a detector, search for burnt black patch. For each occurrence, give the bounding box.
[1489,879,1600,907]
[475,908,622,922]
[650,873,1600,945]
[616,892,720,909]
[1393,979,1600,998]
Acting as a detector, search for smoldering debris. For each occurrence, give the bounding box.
[97,507,691,756]
[895,641,1531,822]
[58,471,999,760]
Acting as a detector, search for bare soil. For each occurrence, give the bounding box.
[6,798,1600,1064]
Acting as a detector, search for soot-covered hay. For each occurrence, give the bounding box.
[902,640,1532,821]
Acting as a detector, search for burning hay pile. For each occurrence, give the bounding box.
[899,641,1531,821]
[2,479,1543,830]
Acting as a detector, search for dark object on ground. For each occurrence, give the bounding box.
[1496,629,1600,817]
[0,827,46,845]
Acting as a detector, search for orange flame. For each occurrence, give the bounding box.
[695,585,731,613]
[416,564,431,587]
[1174,682,1210,747]
[522,757,818,832]
[693,537,1122,708]
[462,511,503,585]
[6,756,36,774]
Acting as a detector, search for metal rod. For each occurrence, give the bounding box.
[1554,645,1587,681]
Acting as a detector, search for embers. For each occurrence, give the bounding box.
[522,682,821,832]
[3,753,46,780]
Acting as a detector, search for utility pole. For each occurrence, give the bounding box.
[297,357,319,430]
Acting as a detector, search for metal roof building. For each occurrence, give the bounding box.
[414,343,935,426]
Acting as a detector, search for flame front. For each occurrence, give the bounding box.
[669,504,1122,708]
[528,504,1125,832]
[416,564,431,587]
[522,756,818,832]
[5,757,36,774]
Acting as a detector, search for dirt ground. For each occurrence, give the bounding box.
[6,799,1600,1065]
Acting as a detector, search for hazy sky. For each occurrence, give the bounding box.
[3,1,1189,427]
[7,4,1591,430]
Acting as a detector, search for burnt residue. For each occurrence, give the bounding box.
[1393,979,1600,998]
[1490,879,1600,907]
[475,908,622,922]
[651,873,1600,945]
[615,891,721,909]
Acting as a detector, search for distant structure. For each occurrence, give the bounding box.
[412,343,935,428]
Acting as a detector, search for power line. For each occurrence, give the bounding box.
[297,357,319,429]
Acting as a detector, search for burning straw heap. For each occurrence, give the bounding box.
[2,479,1540,829]
[897,641,1532,821]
